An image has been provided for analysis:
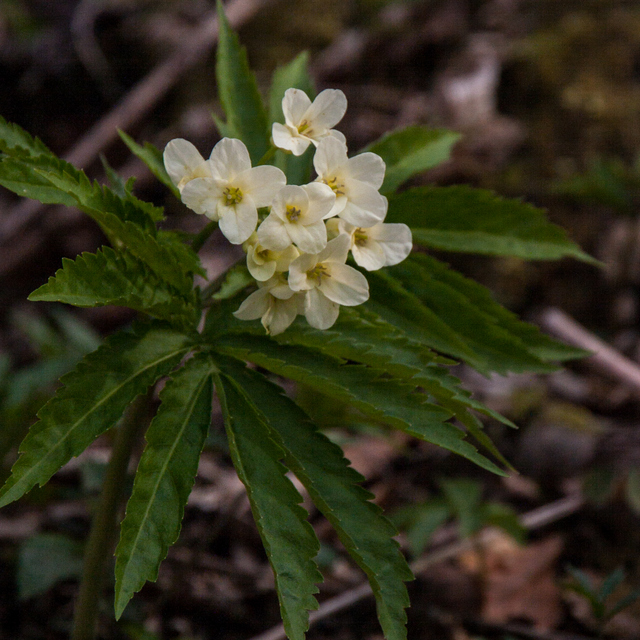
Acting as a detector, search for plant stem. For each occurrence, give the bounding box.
[257,144,277,166]
[71,395,149,640]
[191,220,219,253]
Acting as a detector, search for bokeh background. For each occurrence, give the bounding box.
[1,0,640,638]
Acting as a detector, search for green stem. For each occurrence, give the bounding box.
[257,144,277,166]
[191,220,218,253]
[71,395,149,640]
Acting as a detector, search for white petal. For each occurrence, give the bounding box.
[288,253,318,291]
[234,287,271,320]
[247,246,277,281]
[263,296,299,335]
[329,129,347,145]
[319,263,369,306]
[272,123,311,155]
[257,214,291,251]
[208,138,251,181]
[318,233,350,264]
[339,181,387,227]
[273,244,299,271]
[287,220,327,253]
[347,152,386,190]
[314,136,348,178]
[351,238,386,271]
[282,88,312,127]
[272,185,309,220]
[163,139,208,189]
[303,89,347,131]
[180,177,221,217]
[302,182,336,222]
[237,165,286,207]
[370,223,413,266]
[219,199,258,244]
[304,288,339,330]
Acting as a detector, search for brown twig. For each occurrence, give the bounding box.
[0,0,278,244]
[248,493,585,640]
[539,307,640,394]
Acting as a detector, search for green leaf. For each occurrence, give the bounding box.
[211,263,254,301]
[29,247,199,329]
[17,533,84,600]
[215,369,321,640]
[215,356,413,640]
[481,503,526,545]
[387,185,598,263]
[0,322,193,507]
[384,255,561,375]
[269,52,316,185]
[118,130,181,199]
[269,52,314,124]
[215,0,270,163]
[115,354,215,618]
[598,567,625,602]
[440,478,483,538]
[205,296,511,464]
[210,334,505,475]
[0,114,51,158]
[391,499,451,556]
[363,127,461,194]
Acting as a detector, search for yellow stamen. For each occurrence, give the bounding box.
[354,229,368,246]
[307,263,330,284]
[322,175,345,196]
[223,186,243,206]
[286,205,302,222]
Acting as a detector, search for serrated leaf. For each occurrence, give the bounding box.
[363,127,461,194]
[387,185,597,263]
[0,322,193,508]
[28,246,199,329]
[204,295,512,463]
[402,253,586,367]
[215,369,321,640]
[100,154,132,198]
[118,130,181,199]
[384,255,559,375]
[210,333,505,474]
[215,0,270,163]
[115,354,215,618]
[215,356,412,640]
[0,114,51,158]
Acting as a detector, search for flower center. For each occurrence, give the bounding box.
[354,229,368,246]
[223,186,243,206]
[322,175,345,196]
[286,205,302,222]
[307,263,330,284]
[297,120,313,136]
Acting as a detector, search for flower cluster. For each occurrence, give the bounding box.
[164,88,413,335]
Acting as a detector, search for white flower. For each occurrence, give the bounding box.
[288,234,369,330]
[327,218,413,271]
[163,139,211,191]
[243,232,299,281]
[177,138,286,245]
[272,88,347,156]
[258,183,335,254]
[234,274,304,336]
[314,137,388,228]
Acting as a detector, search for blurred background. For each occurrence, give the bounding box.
[1,0,640,638]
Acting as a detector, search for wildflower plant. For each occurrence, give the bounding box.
[0,3,595,639]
